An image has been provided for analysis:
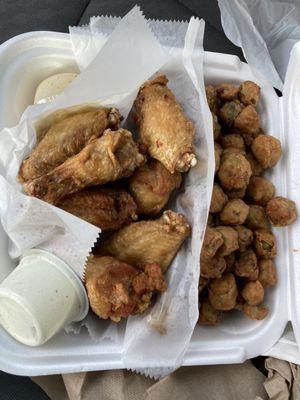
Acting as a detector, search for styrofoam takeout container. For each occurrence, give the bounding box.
[0,31,299,375]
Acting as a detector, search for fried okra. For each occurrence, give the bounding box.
[218,153,252,191]
[234,105,260,136]
[218,100,244,127]
[216,83,239,102]
[212,113,221,139]
[200,79,296,325]
[258,259,277,288]
[199,299,222,325]
[200,256,226,279]
[245,152,263,176]
[235,225,253,252]
[221,147,246,158]
[235,248,258,281]
[220,199,249,225]
[208,273,238,311]
[241,281,264,306]
[254,230,277,259]
[201,228,224,259]
[251,135,282,169]
[215,226,239,256]
[245,205,269,230]
[226,187,247,200]
[210,184,228,213]
[214,143,223,172]
[244,132,262,148]
[205,85,218,113]
[219,134,245,151]
[247,176,275,206]
[199,277,209,294]
[224,252,236,273]
[242,304,269,320]
[266,196,297,227]
[239,81,260,106]
[207,214,214,226]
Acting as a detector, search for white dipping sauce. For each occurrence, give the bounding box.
[0,249,88,346]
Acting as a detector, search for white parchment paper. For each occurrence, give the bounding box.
[70,13,214,377]
[0,6,168,280]
[218,0,300,91]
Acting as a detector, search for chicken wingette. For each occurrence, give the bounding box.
[58,188,137,230]
[129,159,181,215]
[19,107,121,181]
[135,75,196,173]
[24,129,145,205]
[97,210,191,272]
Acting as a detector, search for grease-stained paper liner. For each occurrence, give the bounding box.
[70,14,214,377]
[0,6,169,282]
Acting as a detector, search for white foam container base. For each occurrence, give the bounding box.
[0,31,299,375]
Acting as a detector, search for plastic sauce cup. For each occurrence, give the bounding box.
[0,249,88,346]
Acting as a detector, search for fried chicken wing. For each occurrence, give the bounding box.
[19,108,121,182]
[135,75,196,173]
[58,188,137,230]
[24,129,145,205]
[85,256,167,321]
[129,159,182,215]
[97,210,191,272]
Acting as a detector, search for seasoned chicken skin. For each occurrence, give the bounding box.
[58,188,137,230]
[135,75,196,173]
[129,159,182,215]
[97,210,191,272]
[85,256,167,321]
[19,107,121,182]
[24,129,145,205]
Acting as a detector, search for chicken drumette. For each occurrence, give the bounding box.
[85,256,167,321]
[129,159,182,215]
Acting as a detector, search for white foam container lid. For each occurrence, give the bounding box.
[0,31,299,375]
